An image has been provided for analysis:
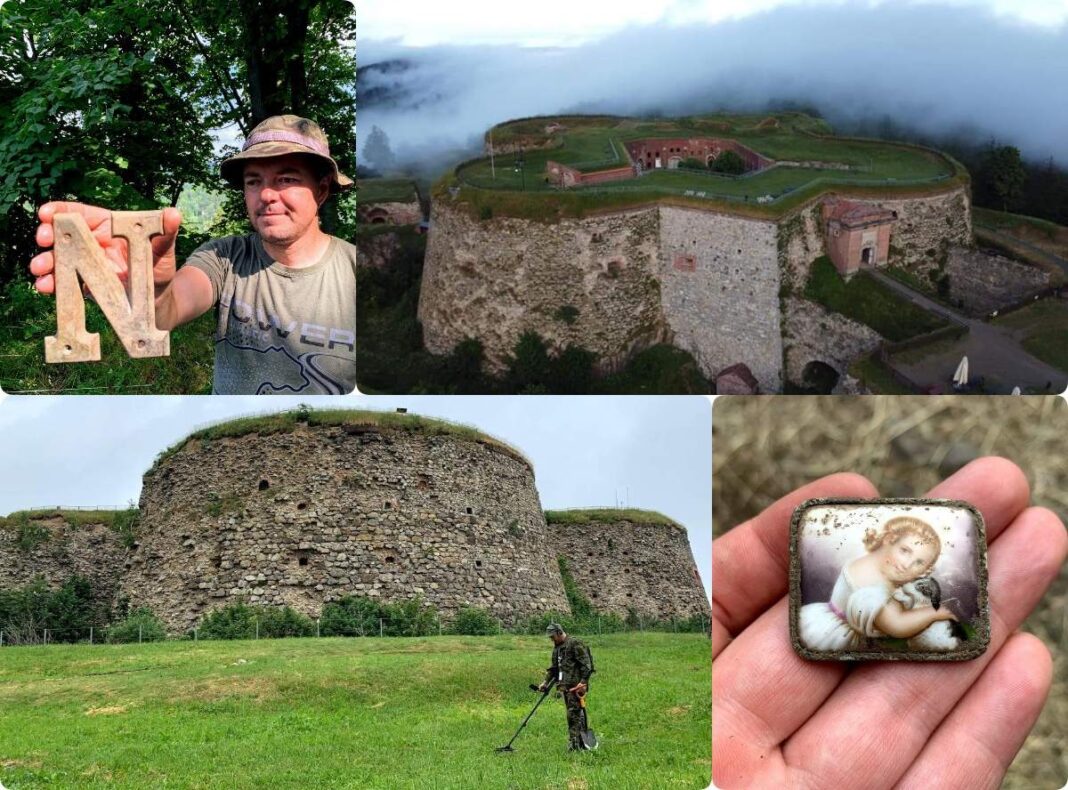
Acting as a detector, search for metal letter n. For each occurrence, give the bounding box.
[44,211,170,362]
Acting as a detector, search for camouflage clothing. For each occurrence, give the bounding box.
[544,636,593,749]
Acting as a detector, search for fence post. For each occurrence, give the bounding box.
[497,618,502,635]
[44,628,49,645]
[597,616,601,635]
[255,618,259,640]
[316,619,320,638]
[1,630,4,646]
[379,618,383,638]
[194,628,198,642]
[90,626,93,645]
[437,616,442,637]
[138,624,142,644]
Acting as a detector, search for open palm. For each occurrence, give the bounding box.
[712,457,1066,789]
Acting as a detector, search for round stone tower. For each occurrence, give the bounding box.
[547,509,710,620]
[122,412,569,632]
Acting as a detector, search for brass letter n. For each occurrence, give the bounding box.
[45,211,170,363]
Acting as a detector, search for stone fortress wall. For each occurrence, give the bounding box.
[549,513,711,621]
[0,516,127,608]
[419,183,972,390]
[1,416,711,634]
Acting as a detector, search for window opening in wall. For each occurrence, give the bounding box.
[298,556,308,567]
[627,593,633,598]
[297,502,307,511]
[385,501,393,509]
[465,507,473,514]
[385,555,395,563]
[258,479,269,491]
[476,560,483,567]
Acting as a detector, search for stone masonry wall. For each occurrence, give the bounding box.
[0,517,127,609]
[659,206,783,391]
[549,517,710,620]
[124,425,569,632]
[781,296,884,386]
[947,246,1052,316]
[419,201,669,373]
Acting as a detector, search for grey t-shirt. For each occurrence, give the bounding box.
[184,233,357,395]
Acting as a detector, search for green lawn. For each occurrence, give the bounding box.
[994,299,1068,372]
[0,632,711,790]
[0,284,214,394]
[805,257,949,341]
[356,179,420,205]
[456,113,959,211]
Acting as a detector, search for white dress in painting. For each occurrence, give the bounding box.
[799,565,891,650]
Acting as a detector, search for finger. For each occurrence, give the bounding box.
[924,456,1030,543]
[153,207,182,256]
[36,222,54,249]
[35,274,55,294]
[713,597,847,781]
[712,473,878,644]
[782,505,1067,789]
[29,252,54,277]
[894,632,1053,790]
[39,201,111,228]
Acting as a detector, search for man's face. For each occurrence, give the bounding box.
[242,154,330,245]
[550,632,565,645]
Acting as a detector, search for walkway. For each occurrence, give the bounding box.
[868,269,1067,393]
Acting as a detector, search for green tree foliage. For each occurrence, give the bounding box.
[976,144,1027,212]
[107,606,167,643]
[320,595,381,636]
[197,601,315,639]
[379,596,439,637]
[710,150,746,175]
[0,575,111,643]
[362,125,396,174]
[449,606,499,635]
[506,331,551,393]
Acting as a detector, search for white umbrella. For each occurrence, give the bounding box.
[952,356,969,389]
[1011,386,1022,395]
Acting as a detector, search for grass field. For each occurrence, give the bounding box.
[0,632,710,789]
[455,113,961,217]
[804,257,949,341]
[357,179,421,205]
[993,299,1068,372]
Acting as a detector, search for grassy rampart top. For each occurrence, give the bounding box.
[0,509,127,529]
[150,409,533,474]
[356,178,420,204]
[444,112,969,222]
[545,508,684,530]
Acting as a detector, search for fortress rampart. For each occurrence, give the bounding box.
[419,182,971,390]
[549,512,711,620]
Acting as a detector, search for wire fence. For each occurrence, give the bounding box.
[0,614,712,648]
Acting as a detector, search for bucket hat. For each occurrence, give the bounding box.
[220,114,353,191]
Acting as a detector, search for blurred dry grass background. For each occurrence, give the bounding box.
[712,395,1067,789]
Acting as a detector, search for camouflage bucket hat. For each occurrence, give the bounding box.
[220,114,354,191]
[545,623,564,635]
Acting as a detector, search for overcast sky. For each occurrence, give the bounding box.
[358,0,1068,173]
[0,394,712,600]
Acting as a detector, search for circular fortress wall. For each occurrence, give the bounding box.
[123,413,569,632]
[547,510,710,620]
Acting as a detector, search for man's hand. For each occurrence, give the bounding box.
[30,202,182,295]
[712,458,1066,789]
[537,682,549,692]
[568,682,587,696]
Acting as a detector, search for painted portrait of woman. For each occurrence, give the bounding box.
[792,502,987,658]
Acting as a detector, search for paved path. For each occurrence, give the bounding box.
[868,269,1067,393]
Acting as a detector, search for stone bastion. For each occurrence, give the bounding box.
[547,511,711,621]
[0,413,711,633]
[417,185,971,391]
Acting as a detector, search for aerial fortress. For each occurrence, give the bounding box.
[417,113,975,392]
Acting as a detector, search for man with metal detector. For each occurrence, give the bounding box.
[539,622,597,752]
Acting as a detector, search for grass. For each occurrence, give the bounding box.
[356,178,420,205]
[0,632,710,790]
[0,283,214,395]
[804,257,949,341]
[846,354,915,394]
[151,407,533,472]
[993,299,1068,373]
[545,509,682,528]
[972,206,1066,239]
[451,112,964,221]
[0,508,141,549]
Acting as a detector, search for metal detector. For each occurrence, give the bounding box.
[495,681,556,753]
